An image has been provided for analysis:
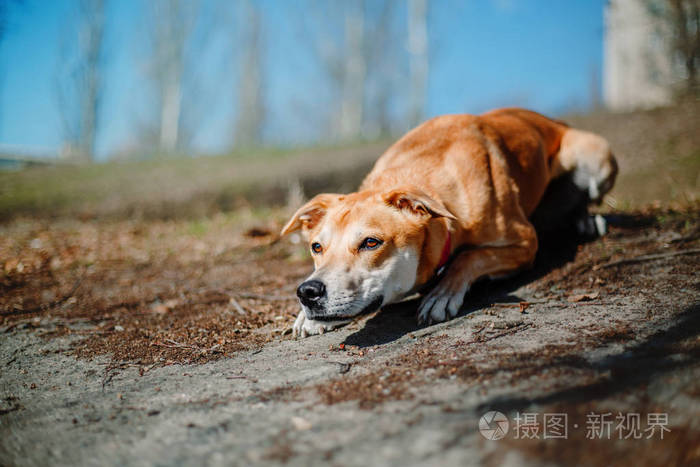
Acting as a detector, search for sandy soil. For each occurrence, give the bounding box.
[1,206,699,466]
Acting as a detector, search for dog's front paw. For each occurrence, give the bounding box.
[417,281,469,326]
[292,311,349,338]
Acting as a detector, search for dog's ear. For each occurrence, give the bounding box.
[280,193,343,236]
[383,188,456,220]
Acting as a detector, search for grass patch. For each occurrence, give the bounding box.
[610,148,699,209]
[0,142,389,222]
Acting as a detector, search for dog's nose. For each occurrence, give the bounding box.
[297,280,326,307]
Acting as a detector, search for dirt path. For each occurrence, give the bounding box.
[1,208,699,466]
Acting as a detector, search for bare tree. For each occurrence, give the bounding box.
[645,0,700,98]
[302,0,404,141]
[0,0,22,139]
[407,0,428,128]
[338,1,366,140]
[143,0,200,154]
[299,1,367,140]
[55,0,106,161]
[668,0,699,95]
[362,0,399,137]
[233,0,265,148]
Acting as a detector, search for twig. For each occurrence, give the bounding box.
[490,300,548,308]
[669,232,700,244]
[228,296,247,315]
[152,339,199,350]
[166,338,198,349]
[225,375,259,382]
[1,276,83,317]
[593,248,700,270]
[471,323,533,344]
[153,340,221,354]
[326,361,352,374]
[139,362,160,376]
[0,400,23,415]
[2,320,34,333]
[102,362,130,390]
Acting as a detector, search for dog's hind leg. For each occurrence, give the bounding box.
[534,129,618,238]
[530,173,607,238]
[417,219,538,325]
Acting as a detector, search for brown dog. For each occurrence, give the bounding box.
[282,108,617,337]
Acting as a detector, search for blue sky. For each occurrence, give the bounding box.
[0,0,605,159]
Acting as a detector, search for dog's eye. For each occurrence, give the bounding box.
[311,242,323,254]
[359,237,382,250]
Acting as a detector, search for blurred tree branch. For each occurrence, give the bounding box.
[0,0,23,139]
[54,0,106,162]
[136,0,228,156]
[301,0,405,141]
[148,0,197,154]
[234,0,266,148]
[668,0,699,96]
[646,0,700,97]
[407,0,428,128]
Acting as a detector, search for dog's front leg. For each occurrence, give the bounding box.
[417,251,474,325]
[292,310,351,338]
[418,228,537,325]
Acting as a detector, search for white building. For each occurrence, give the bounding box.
[604,0,685,111]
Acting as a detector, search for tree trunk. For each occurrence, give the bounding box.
[156,1,186,153]
[338,2,365,140]
[79,0,105,161]
[670,0,699,96]
[234,1,265,147]
[408,0,428,128]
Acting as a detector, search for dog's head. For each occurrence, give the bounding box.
[281,188,455,321]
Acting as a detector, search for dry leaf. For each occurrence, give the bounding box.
[290,416,312,431]
[567,292,600,303]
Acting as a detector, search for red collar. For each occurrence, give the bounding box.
[437,231,451,270]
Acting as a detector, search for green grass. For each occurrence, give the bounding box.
[609,148,700,209]
[0,142,389,222]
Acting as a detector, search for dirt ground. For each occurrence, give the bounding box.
[1,201,699,466]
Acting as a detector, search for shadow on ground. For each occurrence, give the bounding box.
[477,303,700,413]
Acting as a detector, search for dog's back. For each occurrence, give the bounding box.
[364,108,616,219]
